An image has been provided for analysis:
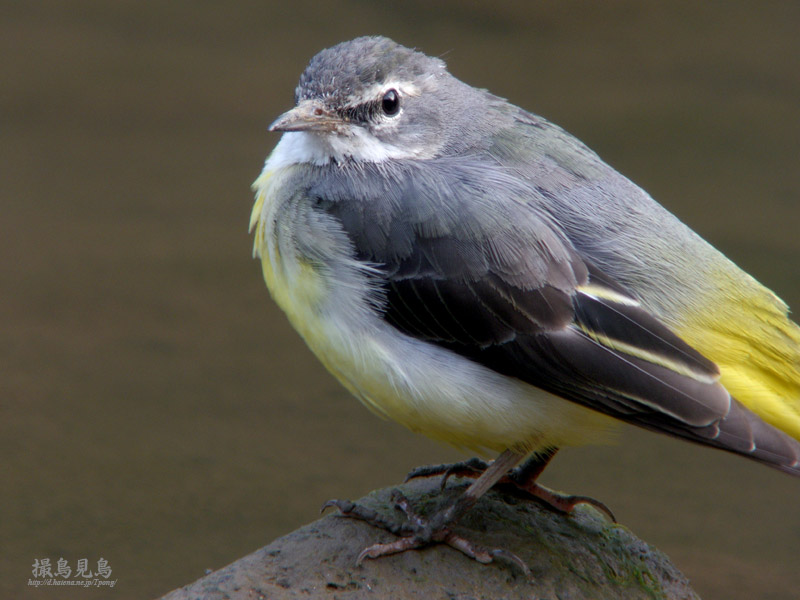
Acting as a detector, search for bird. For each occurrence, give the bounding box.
[250,36,800,569]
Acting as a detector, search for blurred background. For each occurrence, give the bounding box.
[2,1,799,598]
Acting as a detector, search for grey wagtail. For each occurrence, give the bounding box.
[251,36,800,569]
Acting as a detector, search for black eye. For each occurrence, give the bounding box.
[381,89,400,116]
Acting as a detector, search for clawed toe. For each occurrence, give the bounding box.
[404,457,490,483]
[443,531,531,577]
[322,496,412,536]
[403,458,616,524]
[556,493,616,522]
[512,485,617,522]
[320,451,611,577]
[321,489,530,576]
[355,535,422,565]
[353,525,530,576]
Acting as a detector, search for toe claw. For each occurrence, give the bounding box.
[572,496,616,523]
[514,482,617,523]
[404,458,491,483]
[443,531,530,576]
[404,463,447,482]
[389,488,407,506]
[356,536,421,566]
[320,498,353,514]
[327,494,529,576]
[324,497,415,536]
[439,465,458,491]
[390,489,410,514]
[490,548,531,578]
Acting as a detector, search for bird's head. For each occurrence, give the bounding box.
[268,36,492,166]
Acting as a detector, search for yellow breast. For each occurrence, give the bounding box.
[249,167,614,454]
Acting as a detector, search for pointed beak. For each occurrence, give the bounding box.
[268,100,345,133]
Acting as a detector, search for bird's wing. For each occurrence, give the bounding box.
[490,108,800,443]
[314,157,800,475]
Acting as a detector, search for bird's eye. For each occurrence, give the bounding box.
[381,89,400,116]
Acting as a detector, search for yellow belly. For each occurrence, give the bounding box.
[250,184,614,454]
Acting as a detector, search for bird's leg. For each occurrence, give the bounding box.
[509,448,616,522]
[407,447,616,522]
[323,450,530,573]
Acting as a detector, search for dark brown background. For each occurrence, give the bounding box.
[3,2,799,598]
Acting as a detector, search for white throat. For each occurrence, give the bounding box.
[265,129,422,169]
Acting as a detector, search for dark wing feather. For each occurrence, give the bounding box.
[312,158,800,475]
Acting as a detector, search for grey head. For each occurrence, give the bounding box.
[269,36,506,164]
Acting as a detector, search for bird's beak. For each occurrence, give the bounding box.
[268,100,344,133]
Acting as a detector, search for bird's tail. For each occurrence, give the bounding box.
[682,396,800,477]
[668,259,800,473]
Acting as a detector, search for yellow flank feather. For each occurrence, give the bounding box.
[251,186,328,343]
[250,166,617,455]
[677,275,800,440]
[252,161,800,452]
[249,169,272,247]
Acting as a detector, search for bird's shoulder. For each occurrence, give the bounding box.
[308,155,582,286]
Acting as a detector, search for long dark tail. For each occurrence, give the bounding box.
[707,398,800,476]
[653,397,800,477]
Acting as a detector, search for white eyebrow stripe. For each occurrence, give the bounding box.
[343,80,421,107]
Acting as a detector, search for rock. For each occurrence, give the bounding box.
[159,477,699,600]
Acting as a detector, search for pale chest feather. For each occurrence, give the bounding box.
[250,164,613,453]
[250,166,376,343]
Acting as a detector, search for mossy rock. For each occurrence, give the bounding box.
[160,477,699,599]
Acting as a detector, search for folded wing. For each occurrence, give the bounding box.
[315,158,800,475]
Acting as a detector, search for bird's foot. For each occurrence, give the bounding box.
[321,489,530,576]
[520,484,616,522]
[405,457,491,489]
[406,459,616,522]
